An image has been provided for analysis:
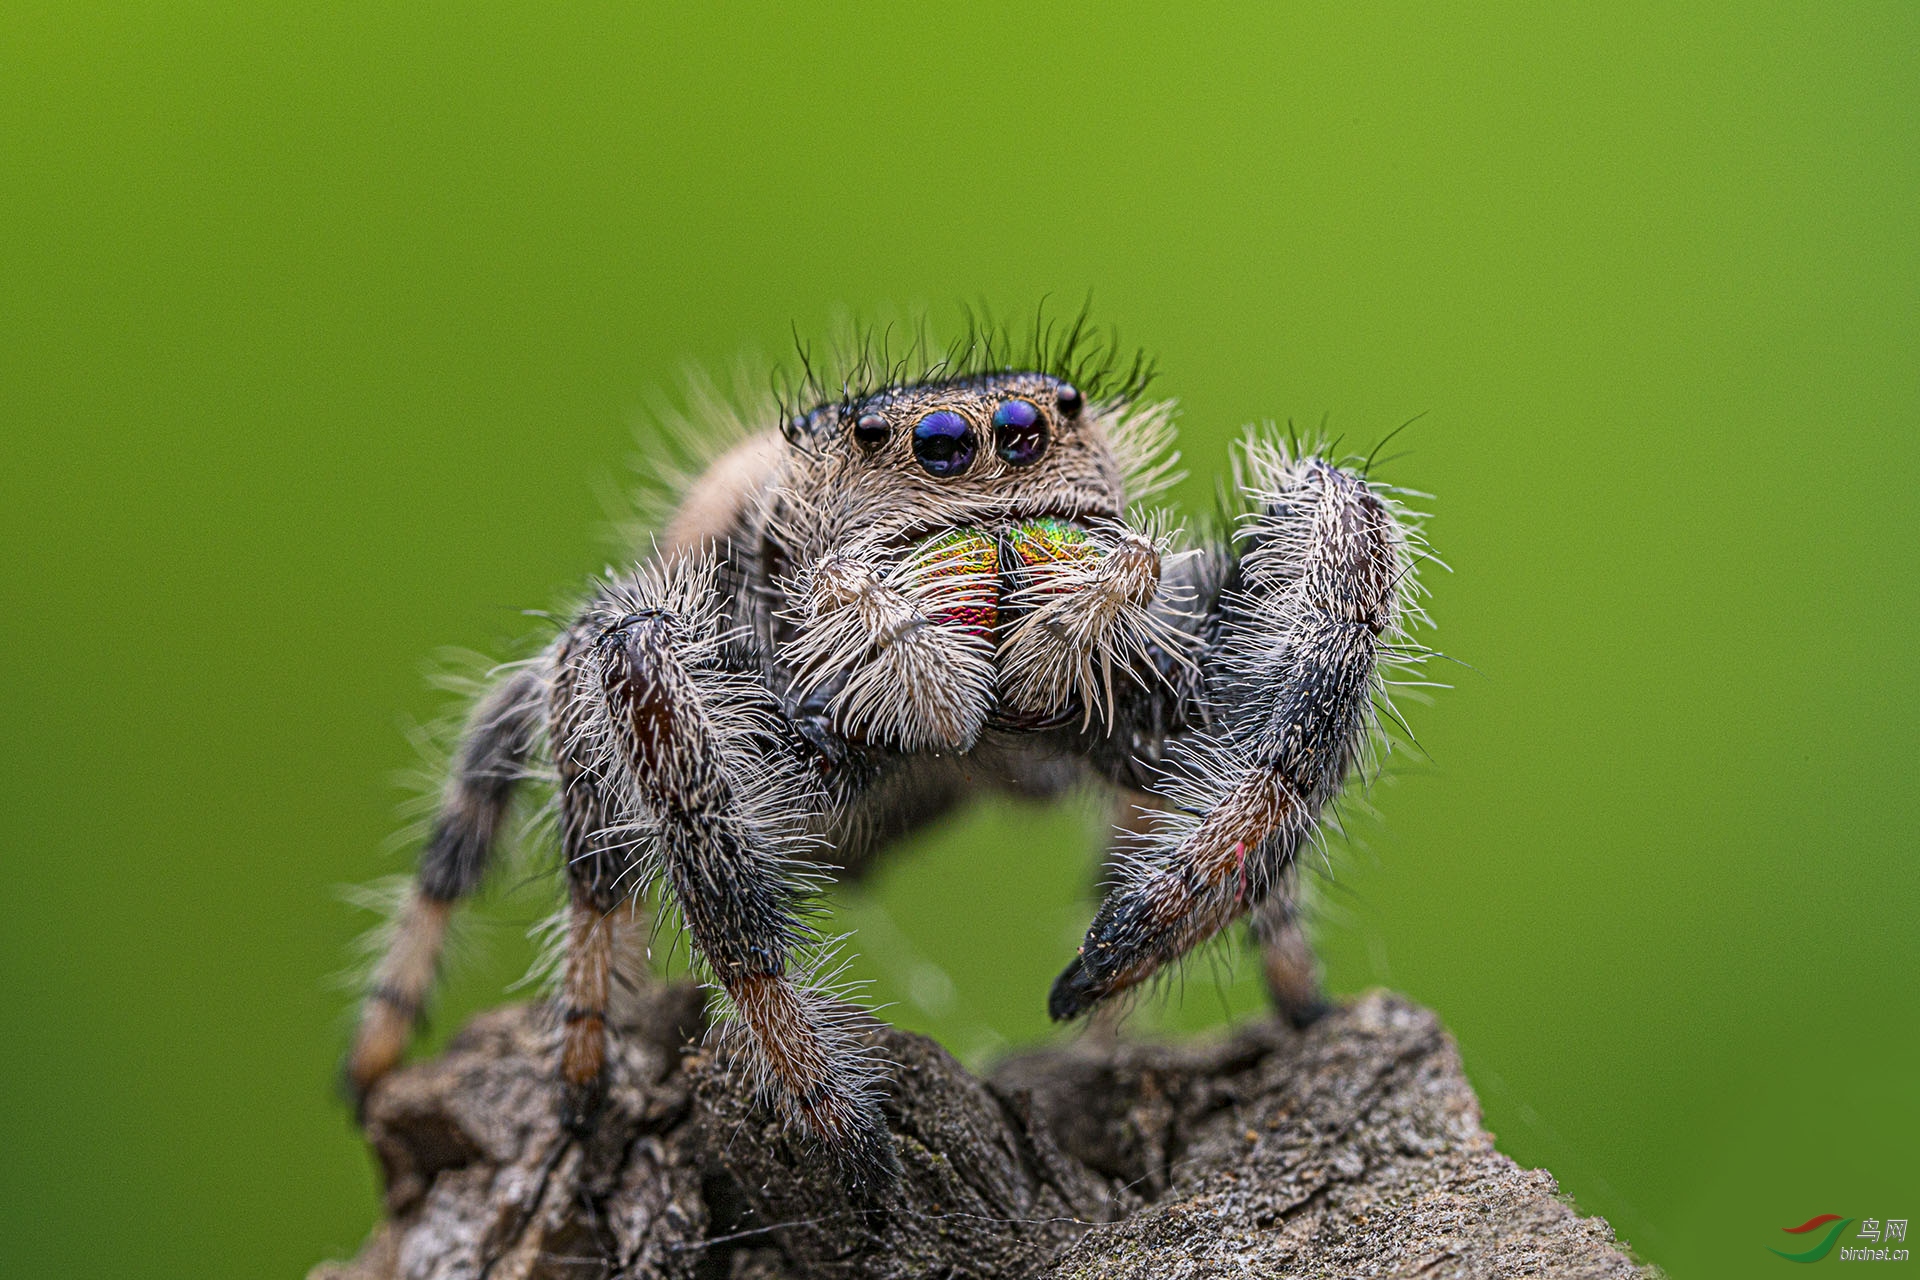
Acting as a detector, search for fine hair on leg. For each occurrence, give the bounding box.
[346,666,545,1102]
[1053,433,1428,1021]
[554,553,900,1189]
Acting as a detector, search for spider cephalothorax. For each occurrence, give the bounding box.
[346,328,1432,1194]
[714,370,1184,757]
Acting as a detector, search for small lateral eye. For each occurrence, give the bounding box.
[992,399,1049,467]
[1054,383,1083,419]
[911,410,976,477]
[853,412,890,450]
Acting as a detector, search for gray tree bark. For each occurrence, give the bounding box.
[312,986,1656,1279]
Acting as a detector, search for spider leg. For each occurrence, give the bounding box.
[1248,870,1330,1028]
[780,531,998,753]
[346,666,544,1103]
[1053,446,1416,1021]
[556,562,898,1188]
[546,642,643,1128]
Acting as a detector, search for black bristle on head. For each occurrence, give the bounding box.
[771,297,1157,430]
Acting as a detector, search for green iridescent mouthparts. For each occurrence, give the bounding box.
[910,520,1104,640]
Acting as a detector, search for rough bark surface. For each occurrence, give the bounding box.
[313,986,1656,1279]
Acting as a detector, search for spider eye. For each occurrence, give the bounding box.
[911,410,976,477]
[853,412,890,450]
[1054,383,1083,419]
[992,399,1048,467]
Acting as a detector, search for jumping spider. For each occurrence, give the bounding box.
[347,331,1430,1192]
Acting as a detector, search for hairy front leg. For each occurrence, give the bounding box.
[1053,442,1421,1020]
[558,560,899,1188]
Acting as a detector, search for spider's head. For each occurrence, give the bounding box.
[778,371,1153,553]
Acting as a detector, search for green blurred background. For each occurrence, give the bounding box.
[3,4,1915,1276]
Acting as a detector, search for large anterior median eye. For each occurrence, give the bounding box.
[911,410,976,477]
[992,399,1048,467]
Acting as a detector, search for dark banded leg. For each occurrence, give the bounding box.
[557,889,616,1127]
[1249,875,1330,1028]
[347,668,543,1103]
[346,893,449,1103]
[547,595,651,1132]
[1054,450,1409,1022]
[559,586,897,1189]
